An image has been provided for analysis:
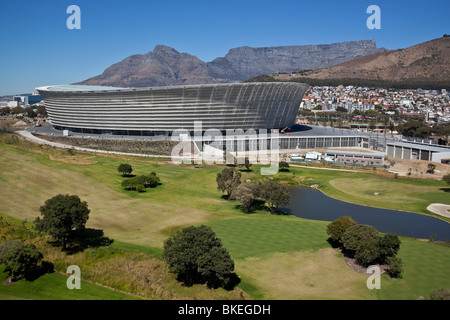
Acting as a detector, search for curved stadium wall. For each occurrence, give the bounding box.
[37,82,308,135]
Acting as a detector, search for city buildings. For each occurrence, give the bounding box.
[300,85,450,123]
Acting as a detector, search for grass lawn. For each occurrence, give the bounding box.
[0,134,449,300]
[208,217,450,300]
[375,238,450,300]
[207,217,373,300]
[207,216,330,260]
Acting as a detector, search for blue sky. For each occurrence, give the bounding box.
[0,0,448,96]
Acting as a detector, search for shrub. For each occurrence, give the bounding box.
[428,287,450,300]
[326,216,357,244]
[386,256,403,279]
[279,161,290,172]
[378,234,401,262]
[0,240,43,280]
[342,224,380,253]
[122,174,160,191]
[443,174,450,185]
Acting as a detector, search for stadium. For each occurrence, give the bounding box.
[36,82,308,135]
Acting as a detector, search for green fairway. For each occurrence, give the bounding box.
[375,239,450,300]
[207,216,330,260]
[208,217,450,300]
[207,217,374,300]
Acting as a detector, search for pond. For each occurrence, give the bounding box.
[280,186,450,241]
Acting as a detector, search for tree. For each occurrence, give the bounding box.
[428,287,450,300]
[216,167,241,199]
[117,163,133,176]
[36,106,47,117]
[396,119,432,138]
[24,106,37,118]
[35,194,90,251]
[326,216,357,244]
[197,246,236,289]
[378,234,401,262]
[386,256,403,279]
[244,158,252,171]
[342,224,380,264]
[1,106,11,115]
[121,174,160,191]
[426,163,436,174]
[354,239,380,266]
[279,161,290,172]
[443,174,450,185]
[0,240,43,281]
[11,106,24,115]
[230,183,259,213]
[162,225,238,289]
[260,181,290,214]
[341,224,402,267]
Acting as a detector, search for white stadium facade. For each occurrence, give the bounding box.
[36,82,308,135]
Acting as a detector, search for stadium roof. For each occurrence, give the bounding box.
[36,85,125,92]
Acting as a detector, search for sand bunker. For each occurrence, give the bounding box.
[427,203,450,218]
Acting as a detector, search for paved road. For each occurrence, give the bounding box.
[289,164,358,172]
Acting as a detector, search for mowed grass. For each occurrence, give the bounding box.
[207,217,375,300]
[208,217,450,300]
[235,249,373,300]
[375,238,450,300]
[207,216,330,260]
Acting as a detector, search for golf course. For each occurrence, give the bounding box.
[0,133,449,300]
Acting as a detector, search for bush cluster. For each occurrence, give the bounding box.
[121,173,160,191]
[0,240,43,281]
[216,167,290,214]
[117,163,161,192]
[327,216,403,278]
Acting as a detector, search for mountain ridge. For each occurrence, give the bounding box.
[268,37,450,88]
[76,40,385,87]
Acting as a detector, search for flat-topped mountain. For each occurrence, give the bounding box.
[77,40,385,87]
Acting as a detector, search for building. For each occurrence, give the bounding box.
[36,83,308,135]
[13,94,42,106]
[386,141,450,164]
[324,150,385,166]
